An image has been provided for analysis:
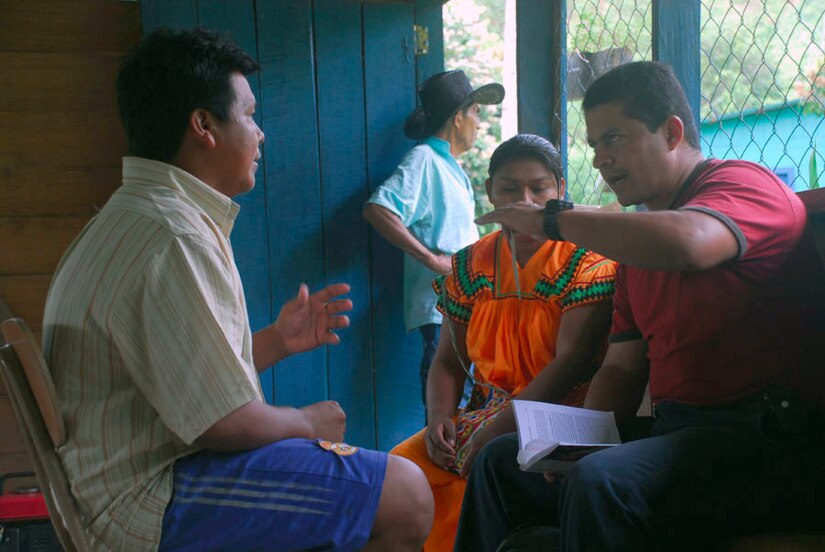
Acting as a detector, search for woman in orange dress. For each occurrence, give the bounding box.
[390,134,617,552]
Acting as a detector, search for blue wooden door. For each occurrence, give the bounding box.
[363,1,425,450]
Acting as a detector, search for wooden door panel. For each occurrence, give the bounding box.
[257,0,328,408]
[315,0,377,448]
[363,0,424,450]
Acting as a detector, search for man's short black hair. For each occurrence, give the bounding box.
[582,61,700,149]
[488,134,564,187]
[117,28,259,162]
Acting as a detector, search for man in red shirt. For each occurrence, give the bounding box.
[455,61,825,551]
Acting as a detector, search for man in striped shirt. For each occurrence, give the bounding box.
[42,28,432,552]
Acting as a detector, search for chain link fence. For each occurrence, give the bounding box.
[564,0,652,206]
[700,0,824,191]
[562,0,824,204]
[445,0,825,210]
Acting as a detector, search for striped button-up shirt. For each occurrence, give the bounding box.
[42,157,263,550]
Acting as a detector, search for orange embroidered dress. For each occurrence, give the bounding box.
[390,230,616,552]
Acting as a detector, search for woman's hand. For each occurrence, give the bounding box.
[424,416,457,470]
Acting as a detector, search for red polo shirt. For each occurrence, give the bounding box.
[610,159,817,406]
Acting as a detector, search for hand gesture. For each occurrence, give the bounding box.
[424,416,457,470]
[275,283,352,355]
[475,202,546,239]
[301,400,346,442]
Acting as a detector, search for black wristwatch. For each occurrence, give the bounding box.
[542,199,574,241]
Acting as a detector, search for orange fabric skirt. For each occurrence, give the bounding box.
[389,383,589,551]
[390,428,465,552]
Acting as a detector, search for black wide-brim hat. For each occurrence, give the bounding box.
[404,70,505,140]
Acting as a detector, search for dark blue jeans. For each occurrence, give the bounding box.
[456,398,825,552]
[455,433,559,552]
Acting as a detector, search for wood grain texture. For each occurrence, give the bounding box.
[363,1,425,450]
[0,0,139,476]
[414,0,445,84]
[0,52,122,112]
[0,167,119,217]
[0,1,140,53]
[0,397,28,454]
[652,0,701,126]
[0,218,88,276]
[0,452,36,483]
[516,0,556,141]
[798,188,825,214]
[0,275,52,332]
[257,0,328,408]
[139,0,197,33]
[315,0,376,447]
[0,111,127,168]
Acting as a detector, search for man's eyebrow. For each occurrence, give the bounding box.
[586,126,619,146]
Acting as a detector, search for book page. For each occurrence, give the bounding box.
[516,439,559,469]
[513,400,620,446]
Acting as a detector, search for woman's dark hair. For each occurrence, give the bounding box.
[582,61,700,149]
[116,28,259,162]
[488,134,564,186]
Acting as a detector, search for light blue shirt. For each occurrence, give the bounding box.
[368,137,480,331]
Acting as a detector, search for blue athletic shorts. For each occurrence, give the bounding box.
[158,438,388,552]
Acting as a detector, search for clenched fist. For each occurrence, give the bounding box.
[301,401,347,442]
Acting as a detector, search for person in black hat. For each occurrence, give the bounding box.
[363,69,504,418]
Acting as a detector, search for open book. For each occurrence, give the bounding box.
[513,400,621,473]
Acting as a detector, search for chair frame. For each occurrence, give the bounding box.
[0,315,93,552]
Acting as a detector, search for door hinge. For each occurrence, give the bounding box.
[414,24,429,56]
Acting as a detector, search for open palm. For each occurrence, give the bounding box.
[274,283,353,354]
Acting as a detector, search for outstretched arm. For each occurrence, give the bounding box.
[458,302,613,476]
[363,202,452,274]
[476,204,739,271]
[252,283,353,372]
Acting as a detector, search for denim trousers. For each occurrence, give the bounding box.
[456,398,825,552]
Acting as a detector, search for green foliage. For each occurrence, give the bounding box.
[700,0,823,120]
[565,1,652,205]
[443,0,503,234]
[811,142,820,189]
[798,57,825,117]
[444,0,824,202]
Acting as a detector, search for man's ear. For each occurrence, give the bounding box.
[557,177,566,200]
[452,109,464,129]
[189,108,218,149]
[485,176,493,198]
[662,115,685,151]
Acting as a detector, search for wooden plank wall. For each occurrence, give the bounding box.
[363,1,422,449]
[0,1,140,480]
[315,0,377,445]
[141,0,439,450]
[652,0,702,128]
